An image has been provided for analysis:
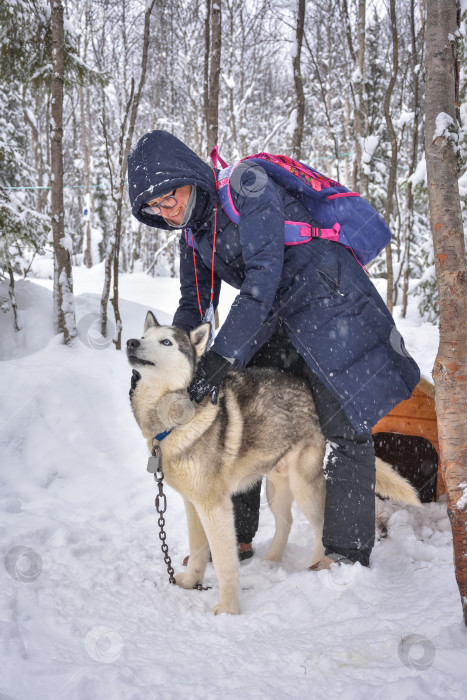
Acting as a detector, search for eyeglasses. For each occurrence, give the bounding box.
[142,190,177,216]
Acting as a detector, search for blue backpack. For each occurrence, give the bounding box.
[211,149,390,267]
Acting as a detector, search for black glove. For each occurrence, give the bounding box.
[188,350,232,404]
[129,369,141,398]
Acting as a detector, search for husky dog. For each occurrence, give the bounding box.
[127,311,420,615]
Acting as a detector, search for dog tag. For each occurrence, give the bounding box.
[147,449,161,474]
[202,302,215,350]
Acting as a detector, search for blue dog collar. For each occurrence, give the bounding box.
[154,428,174,442]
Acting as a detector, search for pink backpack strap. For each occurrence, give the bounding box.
[210,145,229,169]
[217,163,341,248]
[217,164,239,222]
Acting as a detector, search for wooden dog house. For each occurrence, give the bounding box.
[372,378,443,502]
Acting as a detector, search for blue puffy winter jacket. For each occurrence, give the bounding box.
[128,130,420,433]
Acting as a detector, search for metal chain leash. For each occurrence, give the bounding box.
[149,443,211,590]
[153,461,176,585]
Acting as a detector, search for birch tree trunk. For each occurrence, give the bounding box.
[425,0,467,626]
[206,0,221,154]
[50,0,77,344]
[291,0,305,160]
[80,100,93,268]
[80,3,93,269]
[383,0,398,314]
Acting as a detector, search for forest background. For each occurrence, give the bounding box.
[1,0,467,345]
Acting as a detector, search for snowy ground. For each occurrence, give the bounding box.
[1,264,466,700]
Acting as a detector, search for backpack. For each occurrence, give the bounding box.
[211,148,390,267]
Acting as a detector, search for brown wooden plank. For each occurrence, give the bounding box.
[386,397,436,420]
[373,415,439,447]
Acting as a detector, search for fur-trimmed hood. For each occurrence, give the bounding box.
[127,130,217,230]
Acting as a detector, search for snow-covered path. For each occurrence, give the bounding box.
[1,269,465,699]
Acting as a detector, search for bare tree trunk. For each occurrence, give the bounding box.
[342,0,368,195]
[101,0,156,350]
[344,91,350,186]
[50,0,77,344]
[22,90,43,214]
[206,0,221,154]
[238,5,247,157]
[80,88,93,268]
[291,0,306,160]
[45,92,51,171]
[101,243,114,337]
[100,92,113,337]
[149,15,164,132]
[304,32,340,180]
[383,0,399,314]
[204,0,211,139]
[356,0,368,196]
[131,223,142,273]
[70,96,84,247]
[225,0,237,159]
[425,0,467,626]
[402,0,423,318]
[79,6,93,269]
[7,264,19,331]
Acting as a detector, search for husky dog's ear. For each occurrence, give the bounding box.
[144,311,159,333]
[190,323,211,357]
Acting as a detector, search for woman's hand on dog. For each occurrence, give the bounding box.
[188,350,232,404]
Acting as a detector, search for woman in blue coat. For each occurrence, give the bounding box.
[128,130,420,569]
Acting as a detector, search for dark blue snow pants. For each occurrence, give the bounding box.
[233,325,375,566]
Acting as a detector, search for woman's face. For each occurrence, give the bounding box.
[146,185,192,227]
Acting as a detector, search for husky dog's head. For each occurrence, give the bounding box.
[126,311,211,391]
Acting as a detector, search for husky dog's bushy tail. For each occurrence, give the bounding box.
[375,457,421,506]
